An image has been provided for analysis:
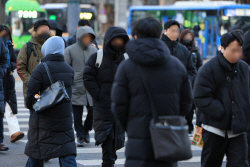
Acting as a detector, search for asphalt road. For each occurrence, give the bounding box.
[0,79,227,167]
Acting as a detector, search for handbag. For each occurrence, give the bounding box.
[192,125,203,148]
[138,65,192,162]
[33,63,70,113]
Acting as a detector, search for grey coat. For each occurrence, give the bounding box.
[64,27,97,106]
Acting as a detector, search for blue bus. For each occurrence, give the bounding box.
[127,1,250,59]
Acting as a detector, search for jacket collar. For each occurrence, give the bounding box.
[217,52,239,73]
[41,53,65,62]
[161,34,178,49]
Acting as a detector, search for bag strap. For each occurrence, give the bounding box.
[137,65,159,123]
[42,62,54,85]
[96,49,104,68]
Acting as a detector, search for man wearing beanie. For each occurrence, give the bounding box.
[17,19,54,105]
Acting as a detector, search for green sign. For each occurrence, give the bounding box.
[49,15,56,20]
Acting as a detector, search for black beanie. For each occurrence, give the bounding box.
[243,31,250,53]
[164,20,180,30]
[34,20,50,32]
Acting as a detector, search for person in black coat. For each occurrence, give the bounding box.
[83,26,129,167]
[0,38,8,151]
[111,17,192,167]
[0,25,24,142]
[179,29,203,134]
[194,30,249,167]
[67,19,99,49]
[25,37,77,167]
[161,20,196,85]
[242,30,250,166]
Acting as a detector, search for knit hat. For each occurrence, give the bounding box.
[42,36,65,56]
[243,31,250,53]
[34,20,50,32]
[164,20,180,30]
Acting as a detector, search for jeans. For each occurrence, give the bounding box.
[0,117,3,143]
[201,129,249,167]
[25,155,77,167]
[72,105,93,138]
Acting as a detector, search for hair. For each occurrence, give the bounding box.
[164,19,180,30]
[78,19,91,27]
[220,29,243,49]
[179,29,195,52]
[132,17,162,39]
[0,25,13,43]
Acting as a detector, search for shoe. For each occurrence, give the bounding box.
[44,159,50,162]
[188,131,193,137]
[11,131,25,142]
[76,137,84,147]
[0,143,9,151]
[84,131,90,143]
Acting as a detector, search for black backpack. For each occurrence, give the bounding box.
[26,42,36,71]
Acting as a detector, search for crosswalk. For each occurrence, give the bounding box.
[3,81,218,167]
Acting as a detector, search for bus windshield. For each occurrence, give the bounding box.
[10,11,46,36]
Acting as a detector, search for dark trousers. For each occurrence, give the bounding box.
[25,155,77,167]
[72,105,93,138]
[101,127,117,167]
[202,129,249,167]
[185,107,194,132]
[0,117,3,143]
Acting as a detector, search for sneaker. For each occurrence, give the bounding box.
[11,131,25,142]
[84,131,90,143]
[77,137,84,147]
[0,143,9,151]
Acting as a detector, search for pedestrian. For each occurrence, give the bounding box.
[17,19,54,105]
[111,17,192,167]
[0,38,8,151]
[194,30,250,167]
[64,26,97,146]
[47,20,67,48]
[25,36,77,167]
[242,30,250,165]
[83,26,129,167]
[161,20,196,85]
[67,19,99,49]
[0,25,24,142]
[179,29,203,135]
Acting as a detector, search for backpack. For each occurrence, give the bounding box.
[95,49,129,68]
[26,42,37,71]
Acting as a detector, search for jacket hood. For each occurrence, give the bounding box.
[42,36,65,56]
[47,20,63,36]
[76,26,96,47]
[103,26,129,56]
[126,38,170,66]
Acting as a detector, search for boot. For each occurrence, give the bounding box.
[76,137,84,147]
[11,131,24,142]
[0,143,9,151]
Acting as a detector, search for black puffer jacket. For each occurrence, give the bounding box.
[0,40,8,118]
[3,44,17,114]
[25,54,76,160]
[161,35,196,84]
[192,47,203,71]
[194,52,250,134]
[83,26,129,148]
[111,38,192,167]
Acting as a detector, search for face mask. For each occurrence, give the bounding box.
[38,32,50,41]
[182,39,192,47]
[111,45,124,53]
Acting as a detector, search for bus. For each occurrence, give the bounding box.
[127,1,250,58]
[41,3,98,37]
[5,0,47,50]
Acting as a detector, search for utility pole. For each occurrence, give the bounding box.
[114,0,127,29]
[67,0,81,36]
[0,0,6,24]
